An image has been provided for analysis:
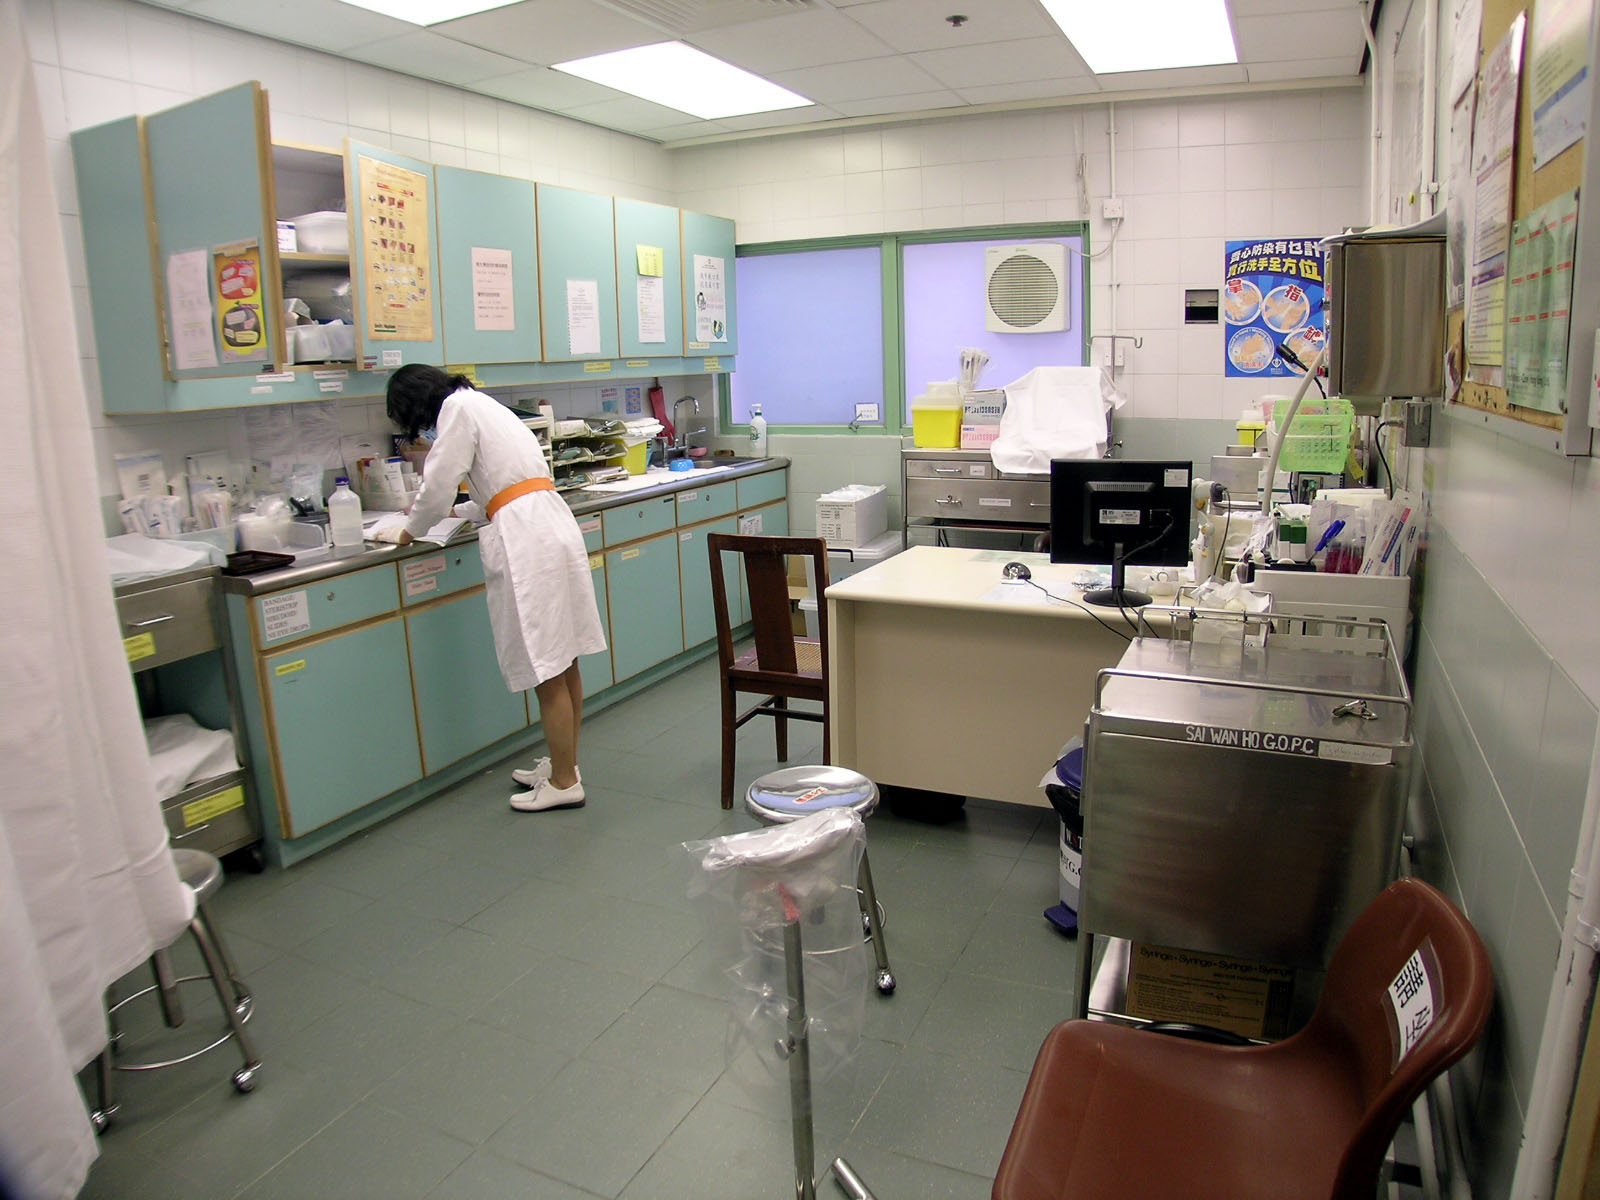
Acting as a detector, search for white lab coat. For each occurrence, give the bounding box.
[406,389,606,691]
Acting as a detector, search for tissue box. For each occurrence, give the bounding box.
[960,388,1005,449]
[816,484,887,548]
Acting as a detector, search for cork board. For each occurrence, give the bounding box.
[1453,0,1585,430]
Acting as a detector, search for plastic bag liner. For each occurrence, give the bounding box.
[680,808,870,1099]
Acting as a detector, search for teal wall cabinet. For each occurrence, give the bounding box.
[345,140,445,369]
[579,552,614,696]
[614,198,684,359]
[263,618,421,837]
[407,589,528,774]
[606,533,684,682]
[536,184,619,363]
[435,167,541,365]
[681,211,737,358]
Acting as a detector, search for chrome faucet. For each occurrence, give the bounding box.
[672,395,700,453]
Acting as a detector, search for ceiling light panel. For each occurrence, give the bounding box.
[1039,0,1239,74]
[338,0,523,24]
[552,42,813,118]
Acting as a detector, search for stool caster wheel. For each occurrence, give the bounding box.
[875,969,896,995]
[90,1105,116,1134]
[232,1064,260,1093]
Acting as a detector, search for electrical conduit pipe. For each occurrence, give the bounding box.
[1256,344,1330,514]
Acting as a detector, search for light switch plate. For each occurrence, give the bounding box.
[855,402,879,422]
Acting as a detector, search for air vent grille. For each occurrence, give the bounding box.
[988,254,1060,329]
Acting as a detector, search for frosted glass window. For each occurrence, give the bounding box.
[902,236,1086,418]
[727,245,883,425]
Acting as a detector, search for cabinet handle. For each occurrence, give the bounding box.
[933,467,962,474]
[934,496,962,506]
[1028,501,1051,508]
[125,613,175,628]
[326,591,336,601]
[172,823,210,840]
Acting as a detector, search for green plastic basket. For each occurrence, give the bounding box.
[1270,398,1356,473]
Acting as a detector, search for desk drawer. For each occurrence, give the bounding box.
[676,480,737,523]
[119,576,217,670]
[400,543,484,604]
[736,471,787,510]
[576,514,604,552]
[906,458,993,480]
[603,495,678,545]
[254,565,399,647]
[905,476,1050,523]
[162,776,258,856]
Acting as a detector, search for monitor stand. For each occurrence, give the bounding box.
[1083,546,1152,609]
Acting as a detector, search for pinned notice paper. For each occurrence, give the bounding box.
[637,275,666,343]
[567,279,601,356]
[636,245,664,277]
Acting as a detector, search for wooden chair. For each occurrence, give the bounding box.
[992,876,1492,1200]
[707,533,830,810]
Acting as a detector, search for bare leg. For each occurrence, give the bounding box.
[563,660,584,750]
[533,669,579,789]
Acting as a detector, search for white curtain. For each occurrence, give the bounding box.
[0,3,194,1197]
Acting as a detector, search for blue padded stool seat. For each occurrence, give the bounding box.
[745,765,895,995]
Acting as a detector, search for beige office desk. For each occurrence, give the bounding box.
[826,545,1142,808]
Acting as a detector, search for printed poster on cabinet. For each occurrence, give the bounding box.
[1222,239,1326,378]
[213,243,268,364]
[358,156,433,343]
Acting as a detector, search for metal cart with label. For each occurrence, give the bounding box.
[1075,609,1413,1036]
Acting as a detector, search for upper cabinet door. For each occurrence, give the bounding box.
[144,83,281,378]
[613,198,684,359]
[536,184,619,363]
[434,167,541,365]
[345,140,445,369]
[680,211,737,358]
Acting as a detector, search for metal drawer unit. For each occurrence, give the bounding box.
[118,569,219,670]
[903,449,1050,543]
[1075,614,1412,1028]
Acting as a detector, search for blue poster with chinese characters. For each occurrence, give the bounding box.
[1223,238,1327,378]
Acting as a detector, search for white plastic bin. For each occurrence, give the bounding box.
[801,530,904,637]
[290,211,349,255]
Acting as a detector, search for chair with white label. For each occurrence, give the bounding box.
[992,876,1492,1200]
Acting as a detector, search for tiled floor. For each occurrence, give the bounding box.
[80,653,1081,1199]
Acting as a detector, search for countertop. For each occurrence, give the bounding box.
[218,456,789,596]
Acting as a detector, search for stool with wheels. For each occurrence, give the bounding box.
[91,848,260,1130]
[745,764,896,996]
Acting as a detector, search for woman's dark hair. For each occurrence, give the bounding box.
[386,364,472,440]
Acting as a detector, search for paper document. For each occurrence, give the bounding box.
[567,280,601,355]
[166,249,218,370]
[637,276,666,343]
[365,512,470,545]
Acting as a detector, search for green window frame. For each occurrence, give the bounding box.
[719,221,1092,437]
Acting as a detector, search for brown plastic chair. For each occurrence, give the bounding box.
[708,533,830,810]
[993,876,1493,1200]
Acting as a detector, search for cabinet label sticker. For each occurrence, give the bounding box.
[405,575,439,598]
[680,532,693,542]
[260,591,311,642]
[124,633,156,663]
[738,513,763,534]
[704,357,721,371]
[589,554,603,570]
[583,361,614,374]
[969,465,985,475]
[182,786,244,829]
[681,491,697,502]
[274,659,307,677]
[404,555,446,581]
[1179,724,1393,763]
[579,518,601,535]
[621,547,641,561]
[978,497,1012,508]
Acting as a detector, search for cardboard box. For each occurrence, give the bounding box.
[816,484,887,548]
[960,388,1005,450]
[1124,943,1295,1040]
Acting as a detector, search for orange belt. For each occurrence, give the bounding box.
[485,476,554,521]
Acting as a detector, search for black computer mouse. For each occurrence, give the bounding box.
[1002,561,1032,581]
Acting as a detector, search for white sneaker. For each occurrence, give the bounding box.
[509,777,586,812]
[511,759,582,789]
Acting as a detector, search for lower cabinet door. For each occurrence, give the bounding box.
[264,618,421,837]
[679,515,739,649]
[407,589,528,773]
[606,532,684,682]
[579,552,613,696]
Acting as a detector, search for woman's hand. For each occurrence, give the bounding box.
[396,529,415,547]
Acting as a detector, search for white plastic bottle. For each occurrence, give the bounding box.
[748,404,768,457]
[328,476,364,547]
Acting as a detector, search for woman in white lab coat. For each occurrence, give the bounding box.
[389,365,606,812]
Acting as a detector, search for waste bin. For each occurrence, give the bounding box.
[1042,742,1084,935]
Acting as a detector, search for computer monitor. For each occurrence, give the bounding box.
[1050,458,1193,608]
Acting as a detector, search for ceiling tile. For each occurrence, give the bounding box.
[909,37,1090,89]
[433,0,666,66]
[476,67,618,107]
[845,0,1060,52]
[564,94,710,131]
[714,105,846,131]
[1095,63,1251,91]
[828,90,964,117]
[1246,56,1364,82]
[688,7,896,73]
[350,32,532,83]
[643,119,733,141]
[955,77,1102,105]
[1235,11,1366,62]
[1231,0,1357,15]
[773,55,945,103]
[184,0,418,51]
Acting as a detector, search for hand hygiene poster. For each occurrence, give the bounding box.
[1223,239,1327,377]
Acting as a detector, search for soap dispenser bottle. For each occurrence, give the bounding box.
[748,404,768,456]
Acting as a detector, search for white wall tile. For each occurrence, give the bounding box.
[427,84,465,147]
[388,78,429,139]
[34,64,68,141]
[1177,99,1226,146]
[1223,96,1276,144]
[23,0,59,65]
[1178,145,1225,192]
[842,130,883,174]
[345,63,391,132]
[1221,189,1274,235]
[54,0,129,80]
[297,56,349,127]
[61,68,134,129]
[463,95,498,154]
[125,4,192,93]
[845,171,884,215]
[959,162,1002,206]
[1177,190,1225,238]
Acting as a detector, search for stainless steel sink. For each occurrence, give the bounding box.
[694,455,762,468]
